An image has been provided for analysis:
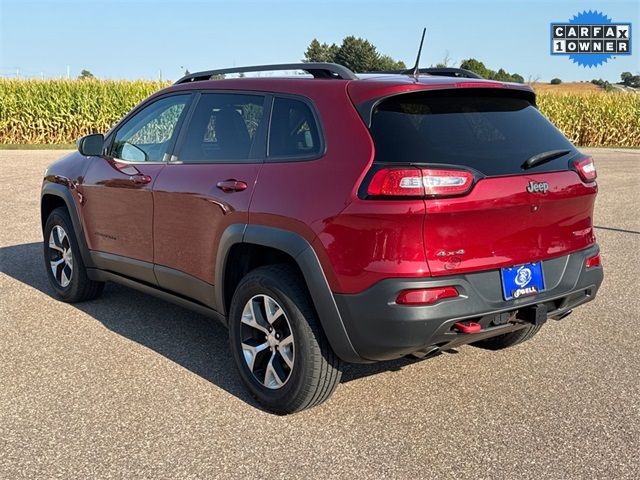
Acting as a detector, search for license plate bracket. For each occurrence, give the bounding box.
[501,262,545,300]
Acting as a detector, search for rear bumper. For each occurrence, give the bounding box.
[334,245,603,362]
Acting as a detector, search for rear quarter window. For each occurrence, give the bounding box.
[268,97,322,159]
[370,90,577,176]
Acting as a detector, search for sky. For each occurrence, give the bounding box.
[0,0,638,82]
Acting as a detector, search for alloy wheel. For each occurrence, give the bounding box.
[48,225,73,287]
[240,294,295,389]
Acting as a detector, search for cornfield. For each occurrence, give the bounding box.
[536,92,640,147]
[0,79,169,144]
[0,79,639,147]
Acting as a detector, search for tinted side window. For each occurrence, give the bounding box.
[179,93,265,163]
[112,95,189,162]
[268,97,321,158]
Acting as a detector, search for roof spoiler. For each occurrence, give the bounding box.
[355,84,535,127]
[364,67,483,79]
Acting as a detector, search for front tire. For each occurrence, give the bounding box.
[228,265,342,414]
[43,207,104,302]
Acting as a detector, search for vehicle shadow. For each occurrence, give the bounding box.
[1,242,434,406]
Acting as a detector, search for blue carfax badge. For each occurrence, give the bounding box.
[550,10,632,67]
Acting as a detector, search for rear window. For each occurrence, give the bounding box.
[179,93,265,163]
[369,90,577,176]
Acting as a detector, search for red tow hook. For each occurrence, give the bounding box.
[453,321,481,334]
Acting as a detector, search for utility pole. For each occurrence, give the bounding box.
[66,65,70,79]
[16,67,20,78]
[158,68,162,82]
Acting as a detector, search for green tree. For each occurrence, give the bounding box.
[334,36,379,72]
[459,58,524,83]
[620,71,640,88]
[378,55,405,71]
[78,69,95,80]
[460,58,490,78]
[304,39,338,63]
[303,36,405,72]
[591,78,615,91]
[493,68,511,81]
[550,78,562,85]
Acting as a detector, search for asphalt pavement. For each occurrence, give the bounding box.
[1,148,638,479]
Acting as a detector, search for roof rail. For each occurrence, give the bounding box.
[364,67,483,79]
[174,62,358,84]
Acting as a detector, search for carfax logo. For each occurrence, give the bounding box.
[551,10,632,67]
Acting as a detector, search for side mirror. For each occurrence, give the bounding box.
[77,134,104,156]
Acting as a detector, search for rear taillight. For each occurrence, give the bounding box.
[367,167,474,198]
[573,156,597,182]
[585,254,601,268]
[396,286,459,305]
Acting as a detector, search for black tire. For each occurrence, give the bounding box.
[43,207,104,303]
[472,324,543,350]
[228,264,342,414]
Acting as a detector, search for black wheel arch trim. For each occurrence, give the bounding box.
[41,182,94,269]
[215,224,364,363]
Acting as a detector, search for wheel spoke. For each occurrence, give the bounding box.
[264,296,284,325]
[53,226,66,249]
[50,258,64,278]
[60,266,70,287]
[48,238,64,253]
[58,227,68,246]
[278,334,294,369]
[241,300,269,335]
[279,334,293,348]
[278,349,294,370]
[264,353,284,388]
[241,340,269,372]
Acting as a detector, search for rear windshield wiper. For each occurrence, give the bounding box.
[522,149,572,170]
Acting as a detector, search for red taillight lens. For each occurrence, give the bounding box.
[574,156,597,182]
[396,286,459,305]
[367,167,474,197]
[368,167,424,196]
[585,254,601,268]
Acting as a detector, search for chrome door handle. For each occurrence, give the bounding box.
[216,179,248,193]
[129,174,152,185]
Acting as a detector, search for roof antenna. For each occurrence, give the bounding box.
[411,28,427,80]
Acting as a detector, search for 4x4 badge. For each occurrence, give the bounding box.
[527,181,549,193]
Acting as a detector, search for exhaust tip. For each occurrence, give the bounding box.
[410,346,440,359]
[552,309,573,321]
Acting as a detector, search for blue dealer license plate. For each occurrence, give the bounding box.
[501,262,545,300]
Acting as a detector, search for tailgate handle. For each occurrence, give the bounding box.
[217,179,248,193]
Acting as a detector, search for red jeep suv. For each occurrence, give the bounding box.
[41,63,603,413]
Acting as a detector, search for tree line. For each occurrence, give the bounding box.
[77,35,639,88]
[303,36,524,82]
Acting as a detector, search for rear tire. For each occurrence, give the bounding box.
[228,264,342,414]
[43,207,104,303]
[472,324,543,350]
